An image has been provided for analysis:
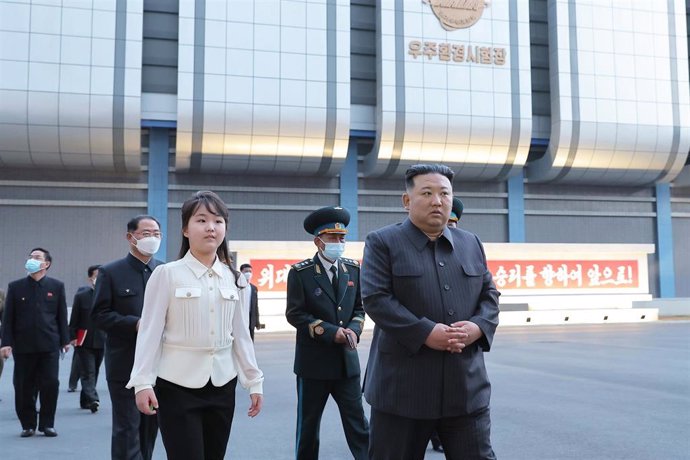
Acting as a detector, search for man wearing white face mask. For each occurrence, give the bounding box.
[0,247,70,438]
[240,264,261,340]
[92,215,163,460]
[286,206,369,460]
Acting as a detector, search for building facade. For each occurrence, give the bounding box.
[0,0,689,303]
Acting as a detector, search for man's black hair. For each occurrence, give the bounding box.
[126,215,161,233]
[87,265,101,278]
[404,164,455,190]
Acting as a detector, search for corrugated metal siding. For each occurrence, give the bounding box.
[0,206,146,303]
[526,216,655,244]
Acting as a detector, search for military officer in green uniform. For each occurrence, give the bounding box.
[447,197,464,228]
[286,206,369,460]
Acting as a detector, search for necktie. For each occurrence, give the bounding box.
[330,265,338,296]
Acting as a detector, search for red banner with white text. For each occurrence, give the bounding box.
[250,259,640,292]
[488,260,639,290]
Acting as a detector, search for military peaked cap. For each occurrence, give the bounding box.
[449,197,464,222]
[304,206,350,235]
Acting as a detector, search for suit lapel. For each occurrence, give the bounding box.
[336,261,349,306]
[313,256,336,303]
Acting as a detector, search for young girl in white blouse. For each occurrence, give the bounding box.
[127,190,263,460]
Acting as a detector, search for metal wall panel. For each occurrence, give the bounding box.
[175,0,351,175]
[351,0,376,108]
[672,216,690,296]
[0,204,146,304]
[529,0,690,185]
[526,215,655,244]
[368,0,533,180]
[142,2,178,94]
[0,0,143,171]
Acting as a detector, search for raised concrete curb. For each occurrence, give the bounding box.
[633,297,690,317]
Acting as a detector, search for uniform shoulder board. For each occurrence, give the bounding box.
[341,257,360,267]
[292,259,315,271]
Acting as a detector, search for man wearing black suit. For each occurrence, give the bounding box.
[361,164,500,460]
[0,248,70,438]
[240,263,261,340]
[92,216,163,460]
[286,206,369,460]
[69,265,105,413]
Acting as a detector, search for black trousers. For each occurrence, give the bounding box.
[295,376,369,460]
[76,347,103,407]
[369,407,496,460]
[13,351,60,430]
[108,380,158,460]
[68,350,81,390]
[155,377,237,460]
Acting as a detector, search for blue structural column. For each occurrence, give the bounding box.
[507,172,525,243]
[340,139,359,240]
[147,127,169,261]
[655,184,675,297]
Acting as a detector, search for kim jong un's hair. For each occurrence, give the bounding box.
[404,164,455,190]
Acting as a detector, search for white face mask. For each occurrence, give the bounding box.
[25,258,43,274]
[133,236,161,256]
[243,271,252,282]
[319,238,345,261]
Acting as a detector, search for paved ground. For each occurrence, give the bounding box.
[1,321,689,459]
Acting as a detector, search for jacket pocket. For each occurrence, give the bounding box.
[219,287,239,302]
[462,263,486,277]
[117,287,138,297]
[174,287,201,299]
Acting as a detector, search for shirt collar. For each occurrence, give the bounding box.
[402,218,455,251]
[183,251,226,279]
[28,275,46,286]
[317,252,337,273]
[126,252,154,272]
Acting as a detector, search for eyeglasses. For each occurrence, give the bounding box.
[133,231,162,238]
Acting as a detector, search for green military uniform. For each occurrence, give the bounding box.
[286,206,369,460]
[287,255,365,379]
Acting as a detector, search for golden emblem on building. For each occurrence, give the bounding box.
[422,0,489,31]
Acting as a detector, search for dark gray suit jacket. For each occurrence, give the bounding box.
[91,254,162,382]
[69,287,105,349]
[361,218,500,419]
